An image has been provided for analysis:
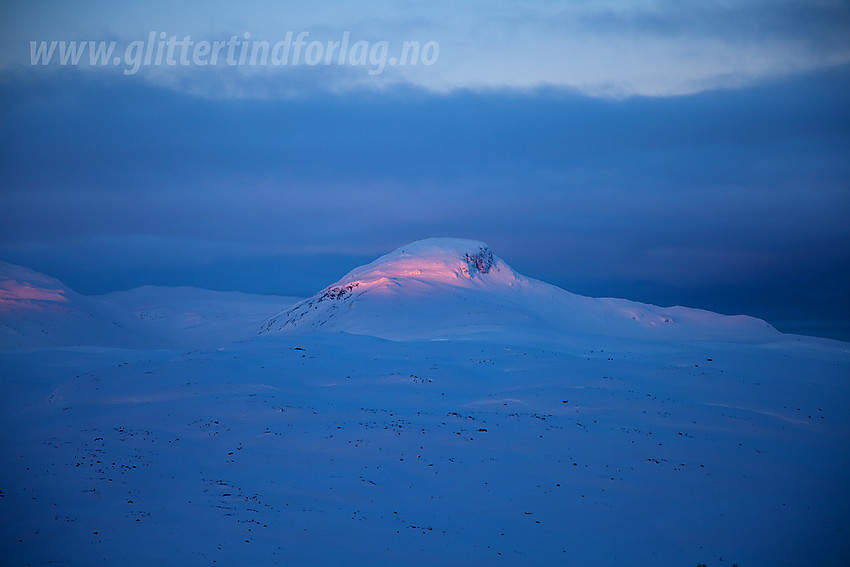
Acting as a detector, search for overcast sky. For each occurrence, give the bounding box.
[1,1,849,339]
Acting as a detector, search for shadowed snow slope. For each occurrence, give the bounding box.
[100,286,299,347]
[261,238,778,342]
[0,261,158,349]
[0,261,299,350]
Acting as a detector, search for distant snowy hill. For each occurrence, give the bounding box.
[261,238,778,342]
[0,261,158,349]
[100,286,299,347]
[0,261,298,349]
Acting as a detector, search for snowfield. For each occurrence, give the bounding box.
[261,238,777,343]
[1,241,848,566]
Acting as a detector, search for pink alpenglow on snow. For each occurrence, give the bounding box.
[0,281,67,303]
[0,262,70,306]
[261,238,779,342]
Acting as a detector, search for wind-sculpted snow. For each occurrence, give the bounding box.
[261,238,779,342]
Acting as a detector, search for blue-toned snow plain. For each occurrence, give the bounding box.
[1,240,848,566]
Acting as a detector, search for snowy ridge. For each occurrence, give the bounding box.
[99,286,299,347]
[0,260,160,349]
[261,238,778,342]
[0,261,298,350]
[260,239,519,336]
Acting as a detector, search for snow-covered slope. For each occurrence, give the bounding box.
[0,261,158,350]
[100,286,299,348]
[261,238,778,342]
[0,261,299,350]
[2,251,848,566]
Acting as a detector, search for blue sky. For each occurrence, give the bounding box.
[1,1,849,339]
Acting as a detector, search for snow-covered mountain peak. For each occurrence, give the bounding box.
[339,238,514,289]
[260,238,528,337]
[260,238,779,342]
